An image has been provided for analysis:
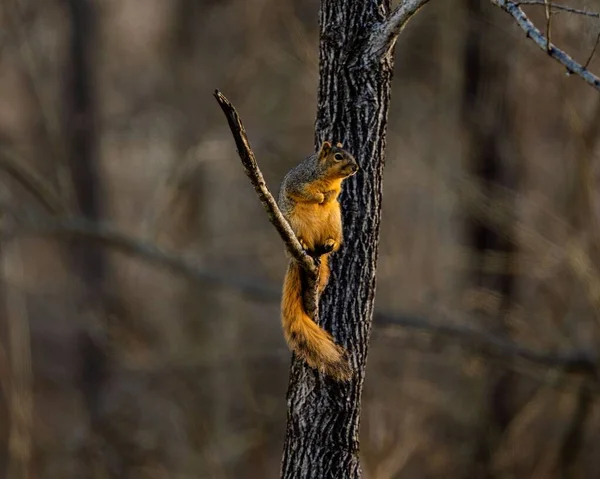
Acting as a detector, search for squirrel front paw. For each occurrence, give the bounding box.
[323,238,337,252]
[312,239,337,257]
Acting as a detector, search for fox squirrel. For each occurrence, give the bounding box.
[278,141,359,381]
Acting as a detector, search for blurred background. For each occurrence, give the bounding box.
[1,0,600,477]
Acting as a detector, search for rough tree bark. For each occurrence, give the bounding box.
[280,1,429,477]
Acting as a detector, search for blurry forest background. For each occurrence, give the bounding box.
[1,0,600,478]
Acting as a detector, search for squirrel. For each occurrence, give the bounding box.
[278,140,359,381]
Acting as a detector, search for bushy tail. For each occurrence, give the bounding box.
[281,260,352,381]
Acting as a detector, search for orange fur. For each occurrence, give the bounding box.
[281,261,351,381]
[278,141,358,381]
[288,201,342,252]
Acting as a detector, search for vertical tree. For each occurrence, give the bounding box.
[280,1,429,476]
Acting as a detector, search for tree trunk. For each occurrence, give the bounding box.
[281,1,401,477]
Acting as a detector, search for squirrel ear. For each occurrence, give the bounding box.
[335,142,343,148]
[320,141,332,156]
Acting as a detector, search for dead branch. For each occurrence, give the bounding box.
[0,147,66,215]
[543,0,552,53]
[213,90,322,329]
[0,216,280,302]
[585,31,600,69]
[375,312,599,378]
[213,90,317,278]
[363,0,432,62]
[491,0,600,91]
[516,1,600,18]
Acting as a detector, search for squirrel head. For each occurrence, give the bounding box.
[317,141,359,179]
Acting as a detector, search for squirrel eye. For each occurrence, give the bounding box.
[334,153,343,161]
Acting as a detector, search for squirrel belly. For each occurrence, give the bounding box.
[281,259,352,381]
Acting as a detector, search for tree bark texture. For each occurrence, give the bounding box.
[281,1,396,477]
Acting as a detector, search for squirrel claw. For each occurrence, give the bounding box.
[298,238,309,251]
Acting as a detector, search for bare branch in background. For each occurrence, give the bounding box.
[491,0,600,91]
[516,0,600,18]
[0,217,280,302]
[584,31,600,69]
[0,148,66,215]
[213,90,317,278]
[2,215,598,388]
[375,312,599,378]
[363,0,432,62]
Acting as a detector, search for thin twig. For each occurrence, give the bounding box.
[213,90,317,278]
[362,0,432,62]
[0,148,66,215]
[584,31,600,69]
[516,0,600,18]
[375,312,599,377]
[544,0,552,53]
[491,0,600,91]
